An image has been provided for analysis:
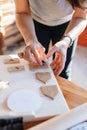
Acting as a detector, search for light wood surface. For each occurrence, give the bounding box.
[24,76,87,129]
[56,76,87,109]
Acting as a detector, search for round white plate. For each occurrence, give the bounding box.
[7,89,42,113]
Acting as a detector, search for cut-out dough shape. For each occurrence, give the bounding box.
[35,72,51,83]
[40,85,58,99]
[4,58,20,64]
[7,65,24,72]
[29,62,48,70]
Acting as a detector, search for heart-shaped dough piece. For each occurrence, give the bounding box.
[40,85,58,99]
[35,72,51,83]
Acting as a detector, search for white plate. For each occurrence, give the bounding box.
[7,89,42,113]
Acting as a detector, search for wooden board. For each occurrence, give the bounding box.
[56,76,87,109]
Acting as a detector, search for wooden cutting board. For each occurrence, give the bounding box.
[56,76,87,109]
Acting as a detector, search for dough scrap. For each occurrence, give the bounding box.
[29,62,48,70]
[7,65,24,72]
[4,58,20,64]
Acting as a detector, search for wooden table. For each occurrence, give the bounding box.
[24,76,87,129]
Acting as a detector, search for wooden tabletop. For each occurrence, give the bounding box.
[24,76,87,129]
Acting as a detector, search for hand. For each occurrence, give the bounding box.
[18,41,45,65]
[47,40,68,75]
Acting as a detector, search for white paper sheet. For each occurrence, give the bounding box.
[0,55,69,122]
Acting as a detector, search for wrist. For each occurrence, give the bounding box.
[26,39,38,46]
[63,34,73,47]
[55,39,69,49]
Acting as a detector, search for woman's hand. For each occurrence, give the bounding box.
[18,41,45,66]
[47,40,68,75]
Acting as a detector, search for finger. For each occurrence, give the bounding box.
[18,52,24,58]
[52,55,64,75]
[53,64,63,75]
[32,48,44,65]
[46,46,57,58]
[29,43,45,65]
[39,47,45,61]
[51,53,61,71]
[51,61,61,75]
[25,47,37,63]
[53,66,60,75]
[51,60,59,70]
[51,54,60,66]
[53,57,66,75]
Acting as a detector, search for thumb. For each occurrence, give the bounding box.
[46,46,57,58]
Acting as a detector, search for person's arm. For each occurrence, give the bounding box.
[14,0,45,65]
[62,7,87,47]
[14,0,37,44]
[47,7,87,75]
